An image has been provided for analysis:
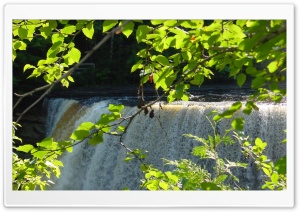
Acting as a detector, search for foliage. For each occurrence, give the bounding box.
[233,131,287,190]
[12,19,286,190]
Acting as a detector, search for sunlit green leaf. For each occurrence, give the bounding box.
[97,113,120,125]
[131,60,143,73]
[82,21,94,39]
[23,64,36,72]
[267,60,281,73]
[121,21,134,38]
[215,174,227,184]
[155,55,169,66]
[69,47,81,63]
[163,20,177,27]
[136,25,150,43]
[151,20,164,25]
[190,73,204,86]
[40,26,52,38]
[89,133,104,145]
[61,25,76,35]
[231,117,245,131]
[70,130,89,141]
[77,122,95,131]
[118,125,125,132]
[16,144,34,153]
[108,104,124,113]
[32,150,48,159]
[67,76,74,82]
[103,20,118,32]
[159,181,169,190]
[37,137,53,147]
[52,33,64,44]
[271,172,279,183]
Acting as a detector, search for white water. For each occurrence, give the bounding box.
[45,98,286,190]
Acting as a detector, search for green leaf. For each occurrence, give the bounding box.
[271,172,279,183]
[236,20,247,27]
[155,55,169,66]
[226,24,246,38]
[52,33,64,44]
[117,125,125,132]
[16,144,34,153]
[136,25,150,43]
[69,48,81,63]
[229,101,242,112]
[52,160,64,167]
[77,122,95,131]
[60,25,76,35]
[124,157,133,162]
[23,64,36,72]
[180,20,200,29]
[231,117,245,131]
[131,60,143,73]
[190,73,204,86]
[97,113,120,125]
[151,20,164,25]
[237,73,246,87]
[47,45,60,58]
[167,90,176,103]
[88,133,104,145]
[251,77,265,89]
[201,182,221,190]
[103,20,118,32]
[165,171,178,183]
[267,60,282,73]
[146,180,159,190]
[13,41,27,50]
[70,130,90,141]
[215,174,228,184]
[238,32,264,52]
[40,26,52,39]
[37,137,53,147]
[12,49,16,61]
[18,27,28,39]
[254,138,267,151]
[59,20,69,24]
[121,21,134,38]
[32,151,48,159]
[163,20,177,27]
[159,181,169,190]
[108,104,124,113]
[67,76,74,82]
[48,20,57,29]
[213,114,223,122]
[82,21,94,39]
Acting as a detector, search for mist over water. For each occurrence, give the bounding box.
[45,98,286,190]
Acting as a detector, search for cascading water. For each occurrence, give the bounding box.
[44,97,286,190]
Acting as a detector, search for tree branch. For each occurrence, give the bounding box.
[14,20,131,122]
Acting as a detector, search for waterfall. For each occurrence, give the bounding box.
[44,98,286,190]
